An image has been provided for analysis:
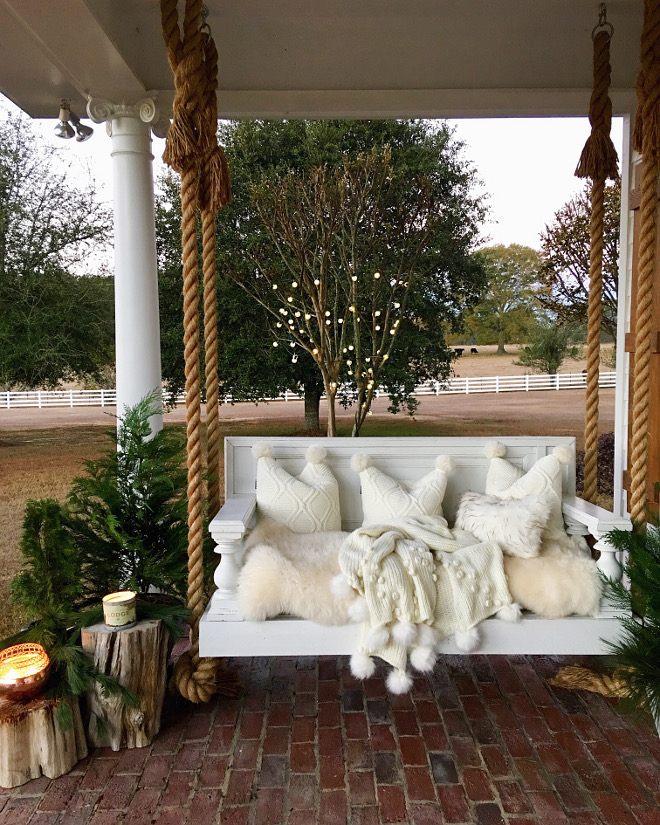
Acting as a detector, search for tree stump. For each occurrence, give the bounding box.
[0,696,87,788]
[81,619,168,751]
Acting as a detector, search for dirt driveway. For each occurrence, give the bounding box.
[0,387,615,445]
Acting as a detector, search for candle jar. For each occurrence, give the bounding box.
[0,643,50,701]
[102,591,137,629]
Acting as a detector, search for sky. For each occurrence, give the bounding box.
[3,95,623,252]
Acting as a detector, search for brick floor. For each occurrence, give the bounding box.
[1,655,658,825]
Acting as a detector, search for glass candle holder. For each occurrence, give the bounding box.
[0,643,50,701]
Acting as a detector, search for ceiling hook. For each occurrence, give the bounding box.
[592,3,614,40]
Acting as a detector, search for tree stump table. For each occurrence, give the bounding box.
[0,696,87,788]
[81,619,168,751]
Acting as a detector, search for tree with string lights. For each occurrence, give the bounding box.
[244,145,483,436]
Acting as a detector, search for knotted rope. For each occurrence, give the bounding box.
[575,19,618,504]
[160,0,236,702]
[630,0,660,521]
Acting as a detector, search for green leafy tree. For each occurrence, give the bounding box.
[157,120,487,432]
[467,244,540,354]
[538,181,620,340]
[64,394,195,601]
[0,110,114,389]
[515,321,582,375]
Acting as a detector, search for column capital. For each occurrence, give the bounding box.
[86,96,170,139]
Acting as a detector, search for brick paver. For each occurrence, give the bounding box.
[1,655,658,824]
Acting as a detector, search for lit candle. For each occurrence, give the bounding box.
[0,643,50,700]
[102,591,137,629]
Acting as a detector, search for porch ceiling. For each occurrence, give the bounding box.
[0,0,643,120]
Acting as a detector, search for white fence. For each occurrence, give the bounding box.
[0,371,616,410]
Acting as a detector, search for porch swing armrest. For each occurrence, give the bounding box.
[562,495,632,584]
[561,496,632,537]
[209,494,257,545]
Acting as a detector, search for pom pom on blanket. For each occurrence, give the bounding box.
[392,621,418,647]
[410,645,437,673]
[417,624,439,648]
[351,453,371,473]
[435,455,455,473]
[387,669,414,694]
[455,626,480,652]
[351,652,376,680]
[496,602,523,623]
[305,444,327,464]
[367,625,390,651]
[553,445,573,465]
[330,573,355,600]
[252,441,273,459]
[485,441,507,459]
[348,596,370,623]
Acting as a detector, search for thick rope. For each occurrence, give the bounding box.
[549,665,628,698]
[160,0,234,701]
[630,0,660,521]
[575,28,618,504]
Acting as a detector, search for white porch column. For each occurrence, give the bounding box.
[87,97,169,432]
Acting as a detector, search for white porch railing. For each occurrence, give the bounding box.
[0,371,616,410]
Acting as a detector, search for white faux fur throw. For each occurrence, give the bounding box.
[503,552,603,618]
[238,519,354,624]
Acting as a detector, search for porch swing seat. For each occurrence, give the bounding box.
[199,436,632,660]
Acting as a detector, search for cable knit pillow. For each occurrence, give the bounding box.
[351,454,453,526]
[455,491,552,559]
[253,442,341,533]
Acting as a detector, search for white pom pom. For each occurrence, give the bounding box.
[434,455,455,473]
[350,453,371,473]
[386,668,413,694]
[367,625,390,651]
[348,596,370,623]
[392,621,418,647]
[496,602,523,623]
[485,441,506,459]
[417,624,438,648]
[330,573,355,600]
[553,445,573,465]
[410,645,437,673]
[454,626,480,652]
[305,444,327,464]
[251,441,273,459]
[350,652,376,680]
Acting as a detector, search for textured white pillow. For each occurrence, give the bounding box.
[455,491,552,559]
[351,453,453,526]
[253,442,341,533]
[484,442,572,533]
[483,442,587,557]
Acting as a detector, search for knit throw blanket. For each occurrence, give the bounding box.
[338,515,512,692]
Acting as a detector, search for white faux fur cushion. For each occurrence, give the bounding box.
[238,519,356,624]
[351,453,453,527]
[455,491,551,559]
[503,553,603,618]
[253,442,341,533]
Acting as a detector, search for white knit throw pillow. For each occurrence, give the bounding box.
[351,454,453,527]
[455,491,552,558]
[253,442,341,533]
